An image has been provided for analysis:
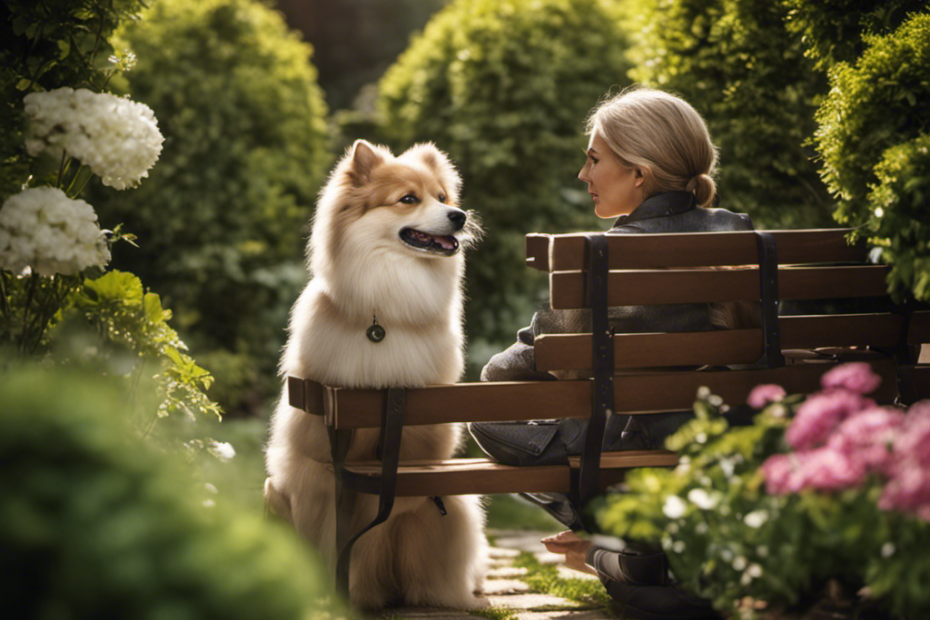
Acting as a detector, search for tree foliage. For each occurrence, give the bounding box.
[274,0,448,110]
[88,0,330,410]
[378,0,633,353]
[783,0,929,71]
[0,367,342,619]
[813,13,930,300]
[624,0,833,228]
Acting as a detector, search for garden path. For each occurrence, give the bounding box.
[385,529,617,620]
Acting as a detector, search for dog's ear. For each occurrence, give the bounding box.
[404,142,462,204]
[348,140,385,187]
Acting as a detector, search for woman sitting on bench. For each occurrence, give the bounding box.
[470,87,753,620]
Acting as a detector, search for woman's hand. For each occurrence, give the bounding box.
[540,530,597,576]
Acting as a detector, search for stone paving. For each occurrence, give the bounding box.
[386,529,617,620]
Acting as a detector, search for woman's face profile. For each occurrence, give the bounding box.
[578,132,645,219]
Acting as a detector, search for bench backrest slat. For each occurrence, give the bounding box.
[549,265,889,309]
[310,359,899,429]
[534,313,905,371]
[526,229,868,272]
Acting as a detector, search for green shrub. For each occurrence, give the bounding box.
[782,0,929,71]
[624,0,833,228]
[0,367,343,619]
[378,0,633,352]
[89,0,330,410]
[813,14,930,299]
[869,134,930,301]
[594,384,930,619]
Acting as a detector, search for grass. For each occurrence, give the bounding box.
[485,493,567,531]
[468,606,518,620]
[513,551,614,609]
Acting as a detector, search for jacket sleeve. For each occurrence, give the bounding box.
[480,313,558,382]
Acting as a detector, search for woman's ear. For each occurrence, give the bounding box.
[634,166,648,188]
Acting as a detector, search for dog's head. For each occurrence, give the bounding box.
[310,140,481,273]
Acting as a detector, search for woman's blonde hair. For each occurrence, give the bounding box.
[586,87,718,207]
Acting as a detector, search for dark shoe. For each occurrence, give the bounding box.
[518,492,587,531]
[587,546,719,619]
[603,579,721,620]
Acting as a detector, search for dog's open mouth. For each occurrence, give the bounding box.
[400,228,459,255]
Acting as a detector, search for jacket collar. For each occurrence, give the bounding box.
[611,191,696,228]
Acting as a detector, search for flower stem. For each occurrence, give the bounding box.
[0,270,9,320]
[19,273,39,355]
[57,152,68,189]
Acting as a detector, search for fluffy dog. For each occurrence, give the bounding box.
[264,140,487,609]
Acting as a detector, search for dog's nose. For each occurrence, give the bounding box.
[447,209,466,231]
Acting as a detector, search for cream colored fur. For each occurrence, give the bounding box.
[265,140,487,609]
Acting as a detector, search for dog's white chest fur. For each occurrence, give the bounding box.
[282,266,464,390]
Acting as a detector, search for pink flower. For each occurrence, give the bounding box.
[820,362,882,395]
[763,448,867,494]
[761,453,796,495]
[828,406,905,472]
[748,384,786,409]
[785,389,873,450]
[892,409,930,467]
[879,462,930,513]
[794,448,867,492]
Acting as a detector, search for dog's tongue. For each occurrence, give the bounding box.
[435,235,456,250]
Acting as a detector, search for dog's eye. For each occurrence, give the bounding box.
[438,193,447,203]
[399,194,419,205]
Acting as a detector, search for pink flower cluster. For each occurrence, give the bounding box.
[759,363,930,521]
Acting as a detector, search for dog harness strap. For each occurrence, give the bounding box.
[754,231,784,368]
[576,234,614,519]
[334,387,406,596]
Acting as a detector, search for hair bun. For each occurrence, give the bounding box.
[686,173,716,207]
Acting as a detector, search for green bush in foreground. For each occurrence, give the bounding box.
[379,0,633,352]
[0,367,343,619]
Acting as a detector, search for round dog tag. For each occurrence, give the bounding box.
[367,317,385,343]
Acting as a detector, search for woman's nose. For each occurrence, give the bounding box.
[578,166,589,182]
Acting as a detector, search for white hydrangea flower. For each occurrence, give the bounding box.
[0,187,110,276]
[207,440,236,463]
[662,495,687,519]
[24,87,163,190]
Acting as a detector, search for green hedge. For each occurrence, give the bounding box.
[0,367,341,619]
[783,0,929,70]
[624,0,833,228]
[378,0,633,353]
[89,0,330,410]
[813,14,930,300]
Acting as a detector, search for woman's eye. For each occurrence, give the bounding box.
[438,193,447,203]
[591,157,599,165]
[399,194,419,205]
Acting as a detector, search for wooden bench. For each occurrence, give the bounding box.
[284,228,930,594]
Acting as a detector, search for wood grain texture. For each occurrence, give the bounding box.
[534,314,905,371]
[525,229,867,271]
[549,265,890,309]
[338,451,679,496]
[312,358,899,429]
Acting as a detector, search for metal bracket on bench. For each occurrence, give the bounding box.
[332,387,406,597]
[574,234,614,524]
[755,231,785,368]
